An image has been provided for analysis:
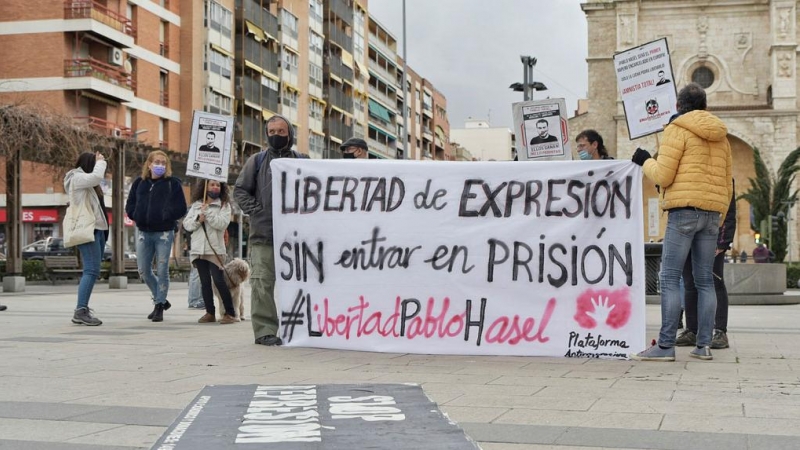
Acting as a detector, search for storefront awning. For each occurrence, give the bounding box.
[341,50,354,69]
[368,99,392,123]
[245,21,265,42]
[210,43,233,58]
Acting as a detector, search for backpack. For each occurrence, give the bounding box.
[254,149,309,176]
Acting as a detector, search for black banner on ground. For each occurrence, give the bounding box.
[151,384,479,449]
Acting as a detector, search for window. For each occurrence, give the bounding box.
[354,32,364,58]
[309,100,323,121]
[309,62,323,91]
[209,49,232,79]
[692,66,715,88]
[282,10,298,38]
[309,0,323,23]
[282,88,298,109]
[208,90,232,115]
[309,133,325,158]
[261,75,278,92]
[209,1,232,37]
[283,50,298,75]
[353,97,364,114]
[309,32,324,58]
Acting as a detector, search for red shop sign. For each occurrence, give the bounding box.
[106,212,135,227]
[0,208,60,223]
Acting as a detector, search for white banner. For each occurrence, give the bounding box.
[271,160,646,358]
[614,38,678,140]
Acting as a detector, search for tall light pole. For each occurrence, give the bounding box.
[510,56,547,101]
[401,0,409,160]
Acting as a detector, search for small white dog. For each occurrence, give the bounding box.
[213,258,251,321]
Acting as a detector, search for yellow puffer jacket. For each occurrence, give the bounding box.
[642,110,733,221]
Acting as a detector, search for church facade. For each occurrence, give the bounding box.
[570,0,798,258]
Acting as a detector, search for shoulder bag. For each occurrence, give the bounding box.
[63,198,95,248]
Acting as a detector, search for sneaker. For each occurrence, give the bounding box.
[219,314,237,325]
[188,303,204,309]
[689,346,713,360]
[675,329,697,347]
[711,329,729,349]
[631,343,675,361]
[254,335,283,346]
[72,307,102,326]
[198,313,216,323]
[148,300,171,320]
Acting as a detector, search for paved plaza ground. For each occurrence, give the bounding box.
[0,283,798,449]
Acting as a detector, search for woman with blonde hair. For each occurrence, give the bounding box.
[125,151,187,322]
[183,179,237,324]
[65,152,109,325]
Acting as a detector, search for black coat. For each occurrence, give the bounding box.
[125,176,187,232]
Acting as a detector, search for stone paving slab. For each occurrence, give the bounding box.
[0,284,798,449]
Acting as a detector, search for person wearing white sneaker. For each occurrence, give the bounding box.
[631,83,732,362]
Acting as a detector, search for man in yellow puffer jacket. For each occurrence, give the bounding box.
[630,82,733,362]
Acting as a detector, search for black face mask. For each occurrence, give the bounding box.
[342,152,356,159]
[268,134,289,150]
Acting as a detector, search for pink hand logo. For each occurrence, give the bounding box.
[574,288,632,330]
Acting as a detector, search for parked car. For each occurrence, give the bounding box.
[22,237,73,260]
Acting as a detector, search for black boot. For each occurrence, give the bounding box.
[147,300,171,319]
[152,303,165,322]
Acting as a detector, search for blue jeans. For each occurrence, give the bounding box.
[136,230,174,304]
[658,209,720,348]
[77,230,106,309]
[188,266,203,307]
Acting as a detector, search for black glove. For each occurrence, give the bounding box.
[631,147,652,166]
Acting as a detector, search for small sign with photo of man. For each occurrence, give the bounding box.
[512,98,572,161]
[613,37,678,139]
[187,110,234,182]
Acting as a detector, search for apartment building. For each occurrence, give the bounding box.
[450,119,515,162]
[366,16,398,159]
[0,0,181,247]
[0,0,452,247]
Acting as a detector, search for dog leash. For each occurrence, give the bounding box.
[200,216,234,288]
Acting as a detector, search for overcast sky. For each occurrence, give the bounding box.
[366,0,588,130]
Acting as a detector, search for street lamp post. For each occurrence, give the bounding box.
[510,56,547,101]
[401,0,409,160]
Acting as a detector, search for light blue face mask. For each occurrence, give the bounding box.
[151,165,166,177]
[578,150,592,160]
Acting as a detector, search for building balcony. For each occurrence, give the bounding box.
[368,38,396,61]
[63,58,135,102]
[328,56,354,82]
[63,0,136,47]
[367,87,397,114]
[327,0,353,25]
[328,26,353,51]
[422,102,433,118]
[367,59,397,89]
[367,136,393,159]
[73,116,132,138]
[327,87,353,112]
[422,127,433,141]
[326,116,353,142]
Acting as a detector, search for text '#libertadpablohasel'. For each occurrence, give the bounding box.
[278,171,633,220]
